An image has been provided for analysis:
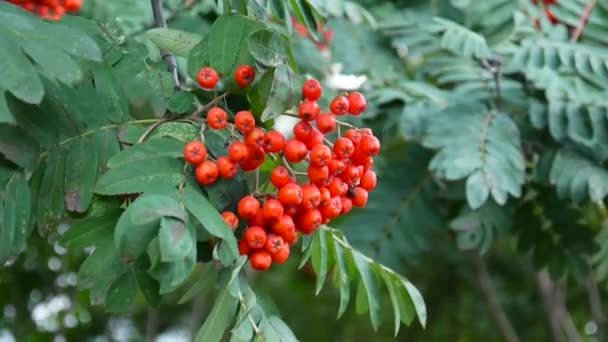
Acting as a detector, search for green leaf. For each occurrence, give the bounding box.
[311,228,329,295]
[95,156,184,195]
[59,209,120,250]
[194,280,239,342]
[93,62,130,122]
[0,124,39,170]
[78,236,127,305]
[247,30,289,67]
[21,40,82,85]
[114,195,186,259]
[259,316,298,342]
[549,149,608,203]
[0,94,13,124]
[332,239,351,319]
[403,279,427,328]
[261,64,300,122]
[207,15,265,78]
[168,91,196,114]
[0,173,31,264]
[0,33,44,104]
[105,269,137,313]
[183,186,239,263]
[133,256,161,306]
[159,216,196,262]
[64,136,98,213]
[178,266,218,304]
[451,200,512,253]
[106,137,184,168]
[36,149,66,233]
[352,252,382,331]
[431,18,491,59]
[151,122,198,143]
[146,28,203,57]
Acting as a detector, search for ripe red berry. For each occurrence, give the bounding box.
[271,166,293,188]
[351,149,373,167]
[301,184,321,210]
[278,183,303,206]
[272,244,290,264]
[238,195,261,219]
[359,135,381,156]
[222,211,239,230]
[340,164,363,187]
[344,129,362,146]
[334,137,355,159]
[350,187,368,207]
[263,199,284,221]
[271,215,296,237]
[340,196,353,215]
[240,146,266,171]
[245,128,265,150]
[235,111,255,134]
[217,156,238,179]
[347,92,367,115]
[229,142,250,163]
[360,170,377,191]
[195,160,219,185]
[64,0,82,12]
[307,165,330,187]
[329,158,346,176]
[250,250,272,271]
[297,208,322,234]
[245,226,267,249]
[284,139,308,163]
[263,130,286,153]
[310,144,332,167]
[183,141,207,165]
[330,96,350,115]
[235,64,255,87]
[207,107,228,130]
[249,208,267,227]
[238,239,250,255]
[305,131,323,151]
[316,113,336,134]
[327,177,348,197]
[299,100,320,121]
[197,67,219,89]
[302,78,322,101]
[319,187,331,206]
[264,234,285,255]
[293,120,314,142]
[320,196,343,221]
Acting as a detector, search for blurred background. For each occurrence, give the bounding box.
[2,0,608,341]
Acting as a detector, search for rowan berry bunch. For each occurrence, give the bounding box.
[184,65,380,272]
[7,0,82,20]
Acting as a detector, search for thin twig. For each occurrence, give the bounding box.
[473,253,520,342]
[571,0,598,42]
[150,0,181,90]
[189,92,230,118]
[281,156,299,179]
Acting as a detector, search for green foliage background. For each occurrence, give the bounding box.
[1,0,608,341]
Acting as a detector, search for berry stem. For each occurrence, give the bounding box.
[281,156,299,179]
[255,168,261,191]
[571,0,598,42]
[150,0,181,90]
[189,91,230,118]
[335,119,356,129]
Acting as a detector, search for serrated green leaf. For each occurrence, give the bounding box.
[64,136,98,213]
[21,41,82,85]
[311,228,328,295]
[183,186,239,263]
[36,149,66,233]
[159,216,196,262]
[95,156,184,195]
[151,122,198,143]
[355,278,369,315]
[0,33,44,104]
[353,252,382,331]
[168,91,196,114]
[106,137,184,168]
[93,62,130,122]
[248,30,289,67]
[194,281,239,342]
[115,195,186,259]
[403,279,427,328]
[146,28,203,57]
[0,173,31,264]
[78,236,127,304]
[379,271,405,335]
[105,269,137,313]
[332,240,351,319]
[60,209,120,250]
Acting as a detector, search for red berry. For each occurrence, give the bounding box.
[263,130,286,153]
[272,244,290,264]
[334,137,355,159]
[217,156,238,179]
[307,165,330,187]
[284,139,308,163]
[250,250,272,271]
[235,111,255,134]
[305,130,324,150]
[301,184,321,210]
[282,227,298,245]
[293,120,314,142]
[248,208,267,227]
[64,0,82,12]
[360,170,377,191]
[350,187,368,207]
[197,67,219,89]
[263,199,284,221]
[271,166,293,188]
[320,196,342,221]
[238,239,250,255]
[195,160,219,185]
[347,92,367,115]
[299,100,320,121]
[238,195,261,219]
[297,209,322,234]
[239,146,266,171]
[340,196,353,215]
[184,141,207,165]
[310,144,332,167]
[245,226,267,249]
[278,183,303,206]
[340,164,363,187]
[328,158,346,176]
[222,211,239,230]
[330,96,350,115]
[344,129,362,146]
[319,187,331,206]
[271,215,296,237]
[235,64,255,87]
[245,128,265,150]
[327,177,348,197]
[264,234,285,255]
[316,113,336,134]
[207,107,228,130]
[359,135,381,156]
[302,78,322,101]
[228,142,250,163]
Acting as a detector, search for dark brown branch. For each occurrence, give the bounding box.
[473,253,521,342]
[571,0,598,42]
[150,0,181,90]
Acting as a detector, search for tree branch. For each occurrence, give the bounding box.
[473,253,521,342]
[146,308,159,340]
[150,0,181,90]
[571,0,598,42]
[586,272,606,341]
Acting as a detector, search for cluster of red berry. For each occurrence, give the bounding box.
[532,0,559,24]
[183,65,379,271]
[7,0,81,20]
